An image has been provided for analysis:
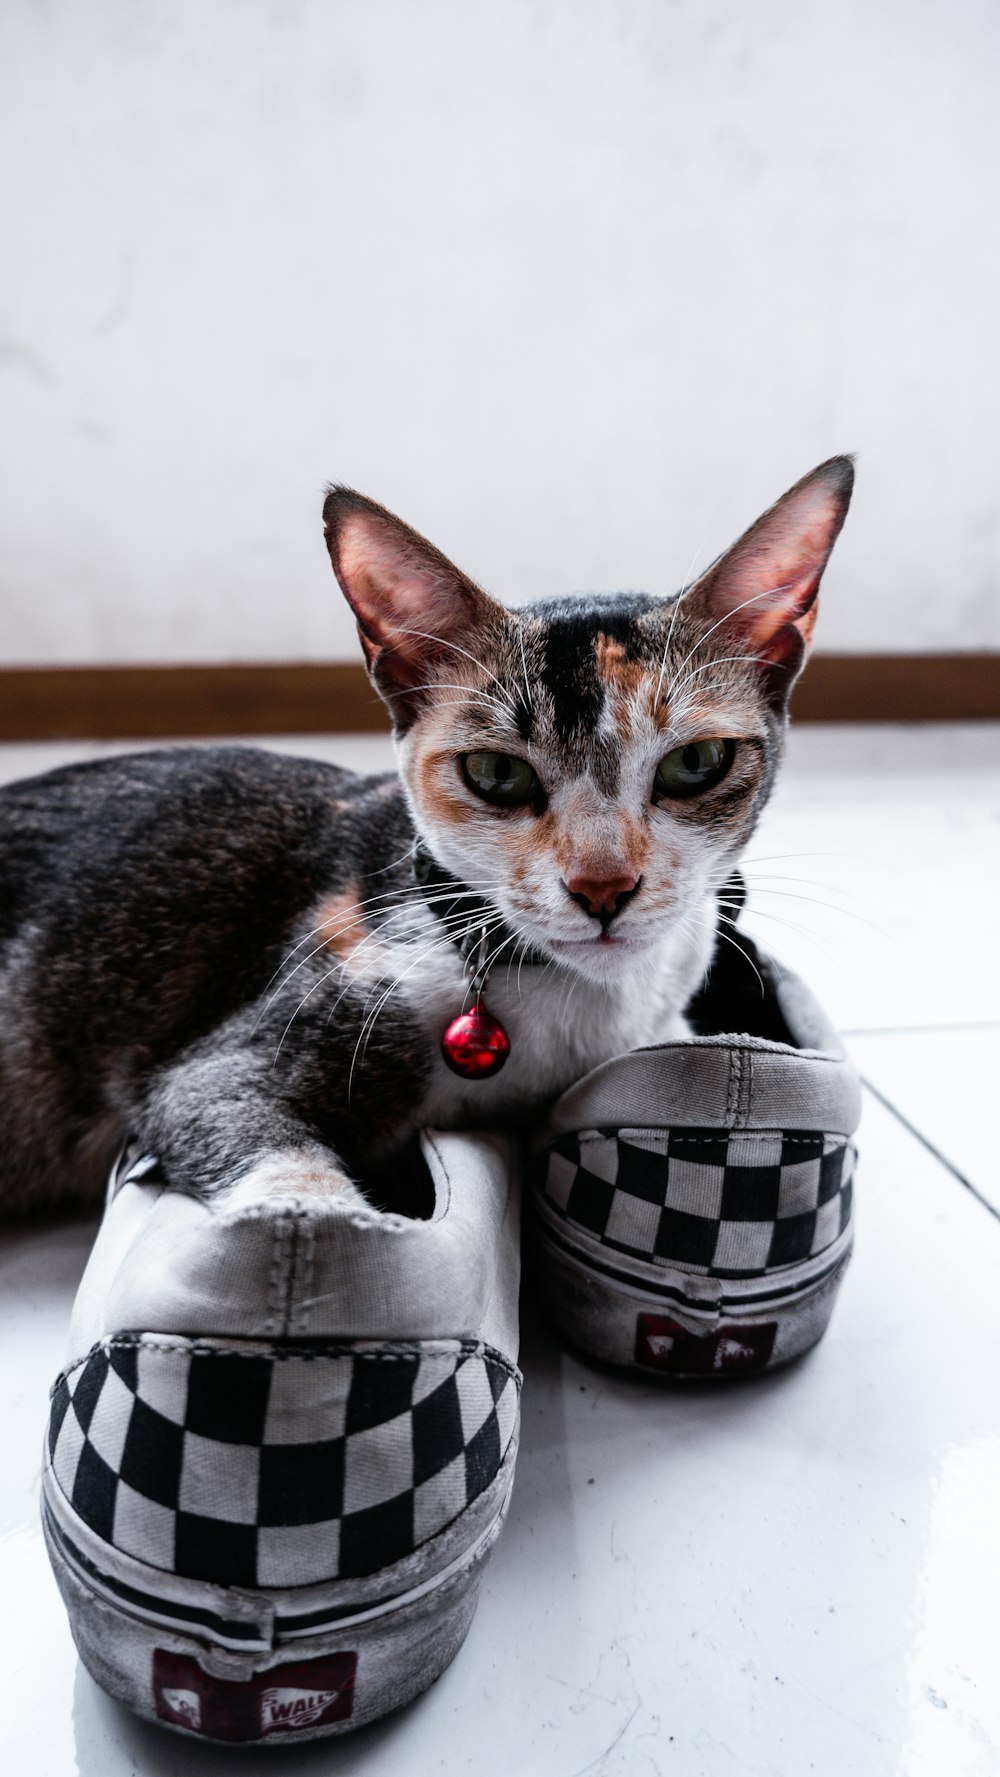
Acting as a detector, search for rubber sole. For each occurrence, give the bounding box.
[528,1209,853,1378]
[43,1431,517,1743]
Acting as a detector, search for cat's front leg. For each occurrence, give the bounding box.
[138,1048,367,1208]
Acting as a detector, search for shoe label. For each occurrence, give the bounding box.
[153,1649,357,1740]
[635,1313,776,1375]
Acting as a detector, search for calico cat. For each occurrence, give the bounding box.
[0,456,853,1217]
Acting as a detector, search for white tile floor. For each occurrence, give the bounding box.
[1,723,998,1776]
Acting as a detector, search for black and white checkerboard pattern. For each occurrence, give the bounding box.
[47,1336,519,1589]
[536,1126,855,1277]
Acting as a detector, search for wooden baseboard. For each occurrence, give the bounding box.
[0,655,995,741]
[0,664,388,740]
[791,654,1000,723]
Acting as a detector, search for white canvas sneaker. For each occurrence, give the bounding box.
[42,1130,521,1744]
[527,935,860,1379]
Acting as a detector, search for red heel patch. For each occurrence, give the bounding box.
[153,1648,357,1740]
[635,1313,776,1375]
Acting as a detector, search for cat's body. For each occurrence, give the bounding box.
[0,459,854,1216]
[0,742,706,1213]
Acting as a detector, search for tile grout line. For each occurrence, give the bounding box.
[844,1021,1000,1038]
[860,1077,1000,1223]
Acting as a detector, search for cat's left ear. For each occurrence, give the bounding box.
[683,456,854,706]
[323,487,503,722]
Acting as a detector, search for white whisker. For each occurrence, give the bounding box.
[254,882,500,1031]
[742,883,895,943]
[391,625,512,700]
[348,913,510,1100]
[669,580,798,687]
[712,918,767,997]
[516,619,534,716]
[666,652,776,708]
[655,527,712,704]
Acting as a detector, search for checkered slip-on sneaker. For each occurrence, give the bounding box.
[527,929,860,1379]
[41,1131,521,1744]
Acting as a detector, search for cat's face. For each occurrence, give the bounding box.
[324,461,853,982]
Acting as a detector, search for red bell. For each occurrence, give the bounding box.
[441,1000,511,1078]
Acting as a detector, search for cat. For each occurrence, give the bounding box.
[0,456,853,1217]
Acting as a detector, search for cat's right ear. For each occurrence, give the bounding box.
[680,456,855,710]
[323,487,498,721]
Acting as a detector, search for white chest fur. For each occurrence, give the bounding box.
[380,894,719,1129]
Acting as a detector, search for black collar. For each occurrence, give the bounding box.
[411,837,548,969]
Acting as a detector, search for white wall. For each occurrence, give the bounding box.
[1,0,998,665]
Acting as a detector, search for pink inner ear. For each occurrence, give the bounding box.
[332,511,480,683]
[737,544,825,656]
[336,524,431,646]
[696,467,851,663]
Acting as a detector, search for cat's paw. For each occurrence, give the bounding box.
[220,1148,368,1211]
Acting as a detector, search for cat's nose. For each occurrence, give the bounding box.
[563,873,641,930]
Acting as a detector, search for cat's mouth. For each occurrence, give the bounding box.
[545,929,650,959]
[550,931,636,948]
[537,926,656,980]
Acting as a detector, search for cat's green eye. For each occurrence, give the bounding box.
[653,737,735,800]
[461,751,541,807]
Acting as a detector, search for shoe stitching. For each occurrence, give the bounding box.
[570,1130,852,1148]
[289,1213,316,1337]
[725,1047,741,1127]
[50,1335,523,1395]
[737,1046,754,1127]
[265,1214,289,1338]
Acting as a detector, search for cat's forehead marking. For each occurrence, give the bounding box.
[593,631,631,680]
[525,598,665,787]
[537,612,608,740]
